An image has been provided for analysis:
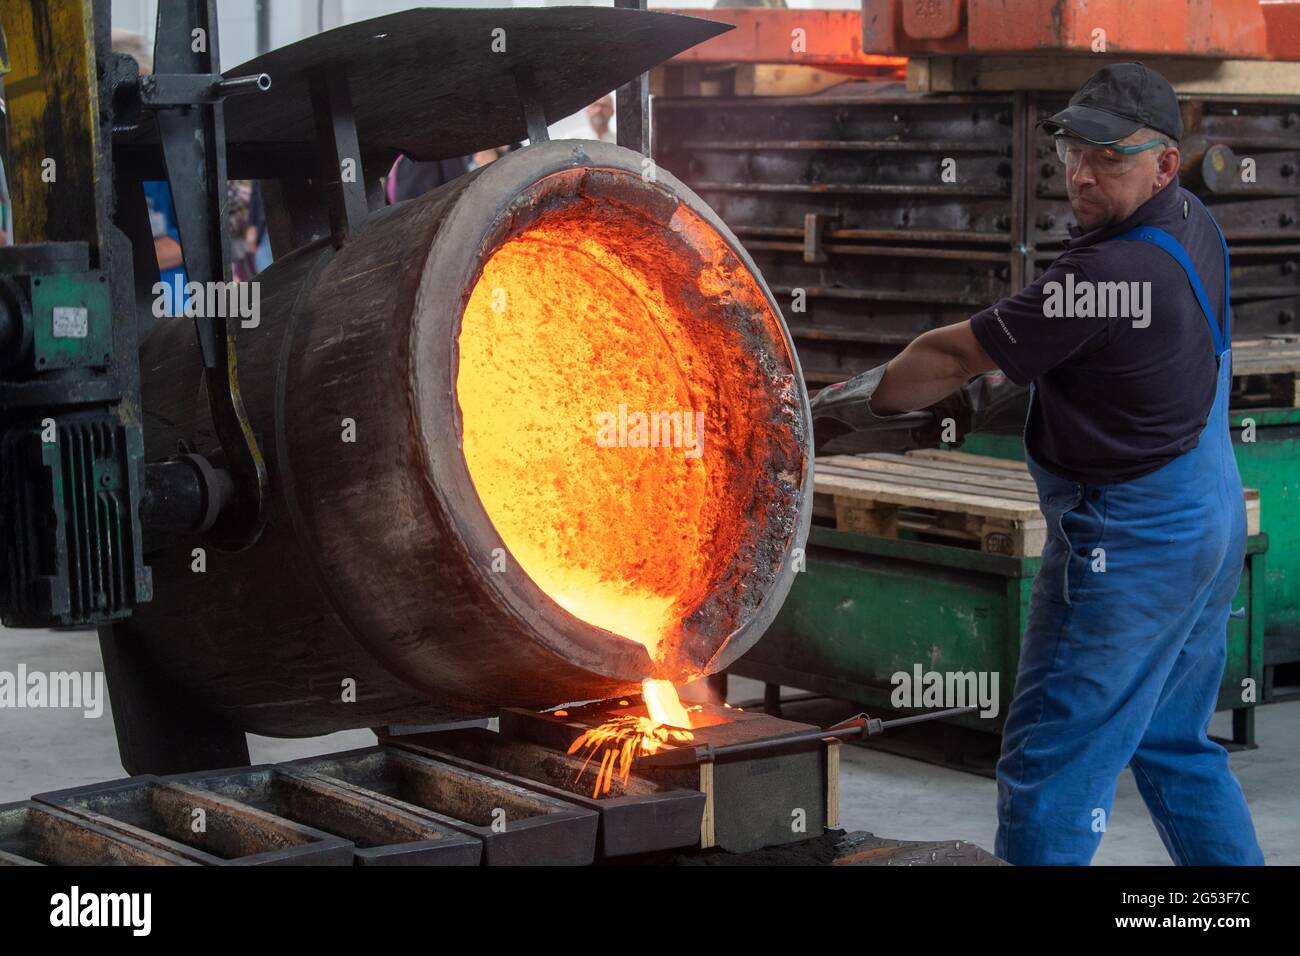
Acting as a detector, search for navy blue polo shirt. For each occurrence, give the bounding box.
[970,176,1225,484]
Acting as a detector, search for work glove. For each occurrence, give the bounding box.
[809,363,930,449]
[810,365,1025,451]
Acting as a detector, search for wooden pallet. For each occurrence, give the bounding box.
[815,450,1261,555]
[1232,338,1300,408]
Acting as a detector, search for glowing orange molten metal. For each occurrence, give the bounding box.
[567,679,697,798]
[456,190,787,666]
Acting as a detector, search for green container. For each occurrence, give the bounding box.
[736,525,1266,745]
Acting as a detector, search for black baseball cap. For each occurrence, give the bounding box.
[1040,62,1183,144]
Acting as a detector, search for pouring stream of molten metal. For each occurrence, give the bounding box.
[568,679,696,798]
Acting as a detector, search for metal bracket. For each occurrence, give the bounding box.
[513,64,550,145]
[310,68,369,246]
[803,212,840,264]
[152,0,268,550]
[615,0,650,154]
[139,71,270,107]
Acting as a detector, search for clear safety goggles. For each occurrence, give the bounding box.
[1054,135,1168,176]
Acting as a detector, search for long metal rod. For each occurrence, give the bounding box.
[640,706,980,767]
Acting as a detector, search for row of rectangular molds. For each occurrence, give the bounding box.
[282,748,598,866]
[0,801,197,866]
[655,87,1300,389]
[498,704,839,855]
[16,744,664,865]
[174,766,481,866]
[385,729,706,858]
[32,777,355,865]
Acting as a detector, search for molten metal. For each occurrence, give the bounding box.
[457,193,789,667]
[567,679,697,797]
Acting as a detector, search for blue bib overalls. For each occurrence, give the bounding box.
[994,218,1265,866]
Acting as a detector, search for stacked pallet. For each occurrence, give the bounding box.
[1232,338,1300,408]
[815,450,1262,556]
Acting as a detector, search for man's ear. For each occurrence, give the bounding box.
[1159,146,1181,182]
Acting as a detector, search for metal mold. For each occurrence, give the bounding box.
[386,730,705,858]
[500,704,838,854]
[171,765,482,866]
[33,777,354,866]
[0,800,196,866]
[284,747,598,866]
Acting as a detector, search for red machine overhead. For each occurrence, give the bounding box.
[661,2,1300,63]
[658,8,906,73]
[862,0,1272,58]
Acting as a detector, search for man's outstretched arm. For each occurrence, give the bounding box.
[870,320,1000,414]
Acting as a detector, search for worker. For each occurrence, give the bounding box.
[584,95,616,144]
[810,62,1264,866]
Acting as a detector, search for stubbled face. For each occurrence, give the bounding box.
[1066,129,1180,232]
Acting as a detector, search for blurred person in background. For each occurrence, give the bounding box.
[585,95,615,143]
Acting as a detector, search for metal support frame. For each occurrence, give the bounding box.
[513,64,550,145]
[151,0,269,550]
[615,0,650,154]
[98,622,250,775]
[310,68,369,245]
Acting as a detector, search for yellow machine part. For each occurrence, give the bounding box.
[0,0,101,248]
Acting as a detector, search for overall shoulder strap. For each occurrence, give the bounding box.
[1112,223,1229,356]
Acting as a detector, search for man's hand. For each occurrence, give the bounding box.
[871,321,999,414]
[155,236,183,271]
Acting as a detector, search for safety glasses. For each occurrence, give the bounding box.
[1054,135,1168,175]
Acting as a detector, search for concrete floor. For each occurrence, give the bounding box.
[2,628,1296,864]
[0,627,376,800]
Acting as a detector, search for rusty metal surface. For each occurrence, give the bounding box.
[116,7,730,170]
[386,730,705,858]
[0,801,196,866]
[860,0,1270,59]
[33,777,354,866]
[660,8,906,70]
[1264,0,1300,60]
[283,748,598,866]
[170,766,482,866]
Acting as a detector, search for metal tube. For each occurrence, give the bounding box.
[213,73,271,96]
